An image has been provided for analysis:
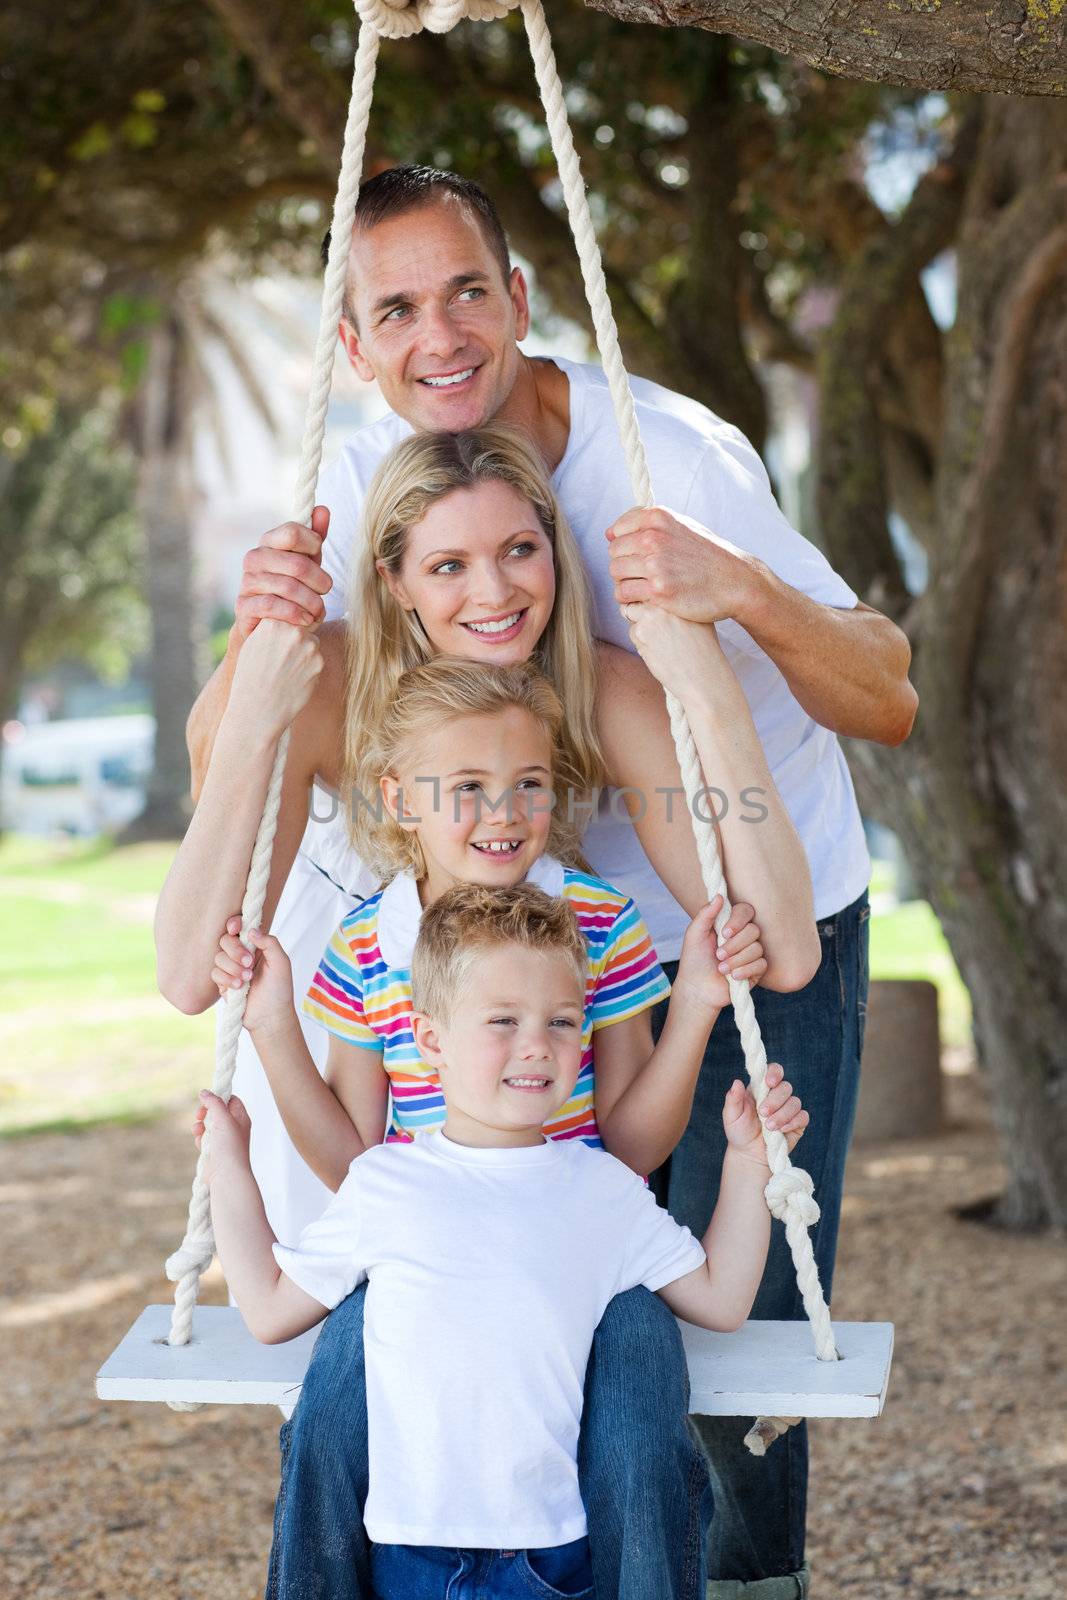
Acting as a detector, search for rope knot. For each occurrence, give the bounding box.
[355,0,520,38]
[763,1166,821,1228]
[165,1234,215,1282]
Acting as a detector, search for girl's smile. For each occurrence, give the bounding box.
[381,705,556,906]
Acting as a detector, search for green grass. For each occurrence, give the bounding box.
[0,834,213,1136]
[0,836,972,1137]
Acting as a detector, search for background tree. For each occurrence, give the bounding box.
[3,0,1066,1224]
[0,405,145,812]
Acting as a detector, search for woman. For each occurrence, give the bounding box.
[155,423,818,1600]
[158,426,816,1237]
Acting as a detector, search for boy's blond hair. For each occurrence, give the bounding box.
[353,657,590,882]
[411,881,588,1025]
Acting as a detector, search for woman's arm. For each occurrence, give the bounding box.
[154,622,346,1015]
[595,636,820,992]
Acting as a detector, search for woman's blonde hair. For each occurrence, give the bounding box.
[343,423,605,861]
[352,657,590,882]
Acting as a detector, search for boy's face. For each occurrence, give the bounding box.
[382,706,555,900]
[413,945,586,1147]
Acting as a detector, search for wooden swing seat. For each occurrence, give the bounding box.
[97,1305,894,1418]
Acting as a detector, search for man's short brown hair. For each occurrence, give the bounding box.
[411,882,587,1025]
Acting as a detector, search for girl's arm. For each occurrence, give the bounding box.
[595,902,766,1174]
[155,622,347,1015]
[204,926,385,1191]
[594,637,820,992]
[253,1022,386,1192]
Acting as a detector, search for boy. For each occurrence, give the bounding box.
[199,882,809,1599]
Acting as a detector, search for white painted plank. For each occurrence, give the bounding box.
[96,1306,321,1407]
[681,1318,894,1418]
[97,1305,893,1418]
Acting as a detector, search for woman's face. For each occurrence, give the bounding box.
[377,479,556,663]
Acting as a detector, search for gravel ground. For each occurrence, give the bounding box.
[3,1072,1064,1600]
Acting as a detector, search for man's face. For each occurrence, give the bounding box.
[339,196,529,432]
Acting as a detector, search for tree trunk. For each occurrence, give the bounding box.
[827,99,1067,1230]
[124,315,203,841]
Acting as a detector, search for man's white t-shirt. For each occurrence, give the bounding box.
[273,1130,706,1549]
[312,355,869,955]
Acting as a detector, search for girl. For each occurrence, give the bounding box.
[204,658,771,1186]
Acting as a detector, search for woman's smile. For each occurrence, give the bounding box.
[457,608,530,645]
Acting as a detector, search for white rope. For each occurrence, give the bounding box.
[163,16,382,1382]
[519,0,838,1391]
[163,0,837,1442]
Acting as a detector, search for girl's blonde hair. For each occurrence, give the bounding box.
[343,423,605,860]
[352,657,591,882]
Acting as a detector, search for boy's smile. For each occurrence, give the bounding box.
[413,945,586,1149]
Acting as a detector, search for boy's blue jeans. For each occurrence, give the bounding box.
[267,1284,712,1600]
[650,889,870,1596]
[368,1536,594,1598]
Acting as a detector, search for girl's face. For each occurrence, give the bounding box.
[377,479,556,663]
[382,704,555,904]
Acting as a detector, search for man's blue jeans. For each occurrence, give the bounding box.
[650,889,870,1596]
[266,1284,712,1600]
[368,1536,594,1598]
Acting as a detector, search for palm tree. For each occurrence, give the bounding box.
[123,269,280,840]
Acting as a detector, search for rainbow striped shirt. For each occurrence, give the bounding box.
[302,855,671,1147]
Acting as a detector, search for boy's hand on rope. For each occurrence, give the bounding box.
[194,1091,252,1181]
[674,897,767,1011]
[228,616,325,742]
[607,507,759,630]
[212,919,298,1038]
[722,1066,809,1168]
[235,505,332,641]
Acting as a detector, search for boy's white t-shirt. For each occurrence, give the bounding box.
[312,356,870,952]
[273,1130,706,1549]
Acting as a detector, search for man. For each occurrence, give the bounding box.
[188,165,916,1599]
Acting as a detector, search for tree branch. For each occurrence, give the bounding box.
[584,0,1067,98]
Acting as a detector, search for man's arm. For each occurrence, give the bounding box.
[188,507,332,800]
[606,507,918,749]
[741,586,917,748]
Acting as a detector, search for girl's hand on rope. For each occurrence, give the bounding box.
[722,1065,809,1168]
[617,598,730,704]
[235,506,332,641]
[194,1090,252,1181]
[606,507,758,628]
[674,897,767,1012]
[212,920,298,1038]
[228,616,325,743]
